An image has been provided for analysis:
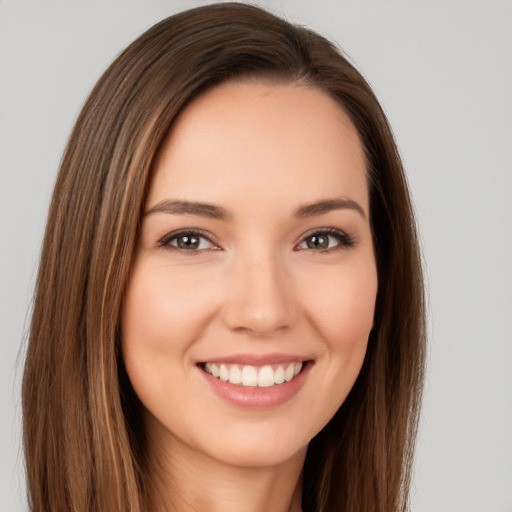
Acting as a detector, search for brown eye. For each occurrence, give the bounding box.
[176,234,200,250]
[297,229,355,252]
[160,230,217,251]
[305,234,330,249]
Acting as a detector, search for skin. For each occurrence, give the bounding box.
[121,80,378,512]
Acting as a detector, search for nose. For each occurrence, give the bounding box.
[221,250,296,336]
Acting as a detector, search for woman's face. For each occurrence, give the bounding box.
[121,80,377,468]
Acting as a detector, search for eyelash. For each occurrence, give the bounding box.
[157,229,219,252]
[296,228,356,252]
[157,228,355,254]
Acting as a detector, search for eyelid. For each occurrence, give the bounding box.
[157,228,220,251]
[295,227,355,251]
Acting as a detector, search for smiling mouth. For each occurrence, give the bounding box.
[199,362,308,387]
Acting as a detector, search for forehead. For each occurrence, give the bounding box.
[148,80,368,215]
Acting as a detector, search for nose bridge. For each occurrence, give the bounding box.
[222,242,295,335]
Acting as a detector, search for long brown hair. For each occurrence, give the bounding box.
[22,3,426,511]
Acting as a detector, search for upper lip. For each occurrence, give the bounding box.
[198,353,312,366]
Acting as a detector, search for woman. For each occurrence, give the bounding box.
[22,3,425,511]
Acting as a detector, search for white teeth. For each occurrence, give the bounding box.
[241,365,258,386]
[203,362,304,387]
[284,363,295,382]
[257,366,274,387]
[274,366,285,384]
[228,365,242,384]
[219,364,229,382]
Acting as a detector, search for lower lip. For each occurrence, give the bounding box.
[198,363,312,410]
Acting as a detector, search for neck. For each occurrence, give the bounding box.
[144,425,305,512]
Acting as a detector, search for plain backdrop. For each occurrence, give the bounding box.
[1,1,511,511]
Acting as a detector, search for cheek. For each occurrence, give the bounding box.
[121,260,199,457]
[303,258,378,348]
[120,261,221,408]
[122,261,219,355]
[297,259,377,426]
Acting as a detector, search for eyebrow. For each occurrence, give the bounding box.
[294,197,366,219]
[144,199,230,220]
[144,197,366,220]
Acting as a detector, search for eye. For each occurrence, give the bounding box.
[297,229,355,252]
[158,230,218,252]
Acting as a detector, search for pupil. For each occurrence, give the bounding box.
[308,234,328,249]
[178,235,199,249]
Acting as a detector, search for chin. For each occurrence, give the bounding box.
[193,414,321,469]
[206,437,308,469]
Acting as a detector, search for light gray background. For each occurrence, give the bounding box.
[1,1,511,511]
